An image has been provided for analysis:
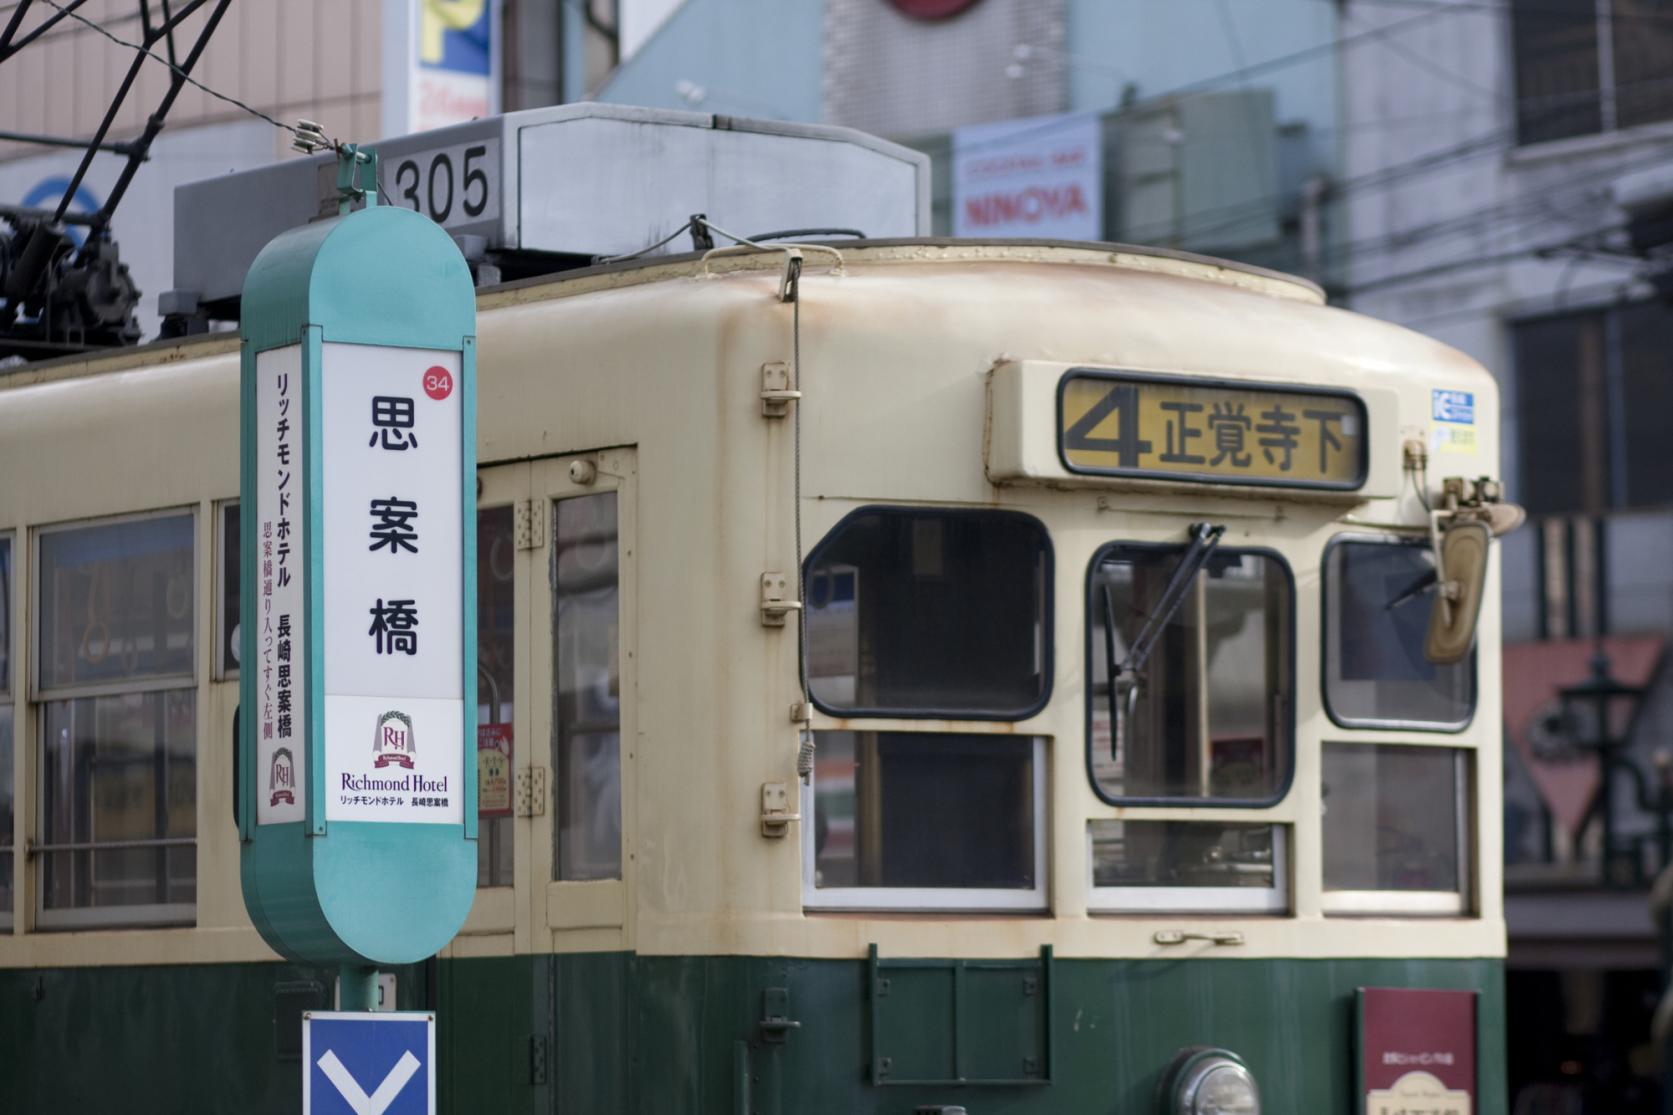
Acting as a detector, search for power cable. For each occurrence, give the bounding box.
[33,0,303,141]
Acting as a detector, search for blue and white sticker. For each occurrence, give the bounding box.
[1432,389,1475,425]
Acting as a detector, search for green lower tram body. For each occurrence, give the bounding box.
[0,953,1504,1113]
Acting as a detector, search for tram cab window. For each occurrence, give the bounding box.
[0,536,12,927]
[804,509,1050,718]
[805,730,1045,910]
[1322,743,1468,915]
[1086,544,1292,804]
[1087,820,1286,913]
[35,513,197,927]
[1323,536,1474,729]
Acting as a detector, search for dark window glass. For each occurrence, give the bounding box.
[812,731,1037,891]
[39,515,195,689]
[477,505,515,888]
[1618,301,1673,508]
[0,714,11,924]
[553,493,621,882]
[805,510,1049,717]
[1090,820,1278,891]
[1088,546,1292,803]
[0,535,10,694]
[40,691,196,916]
[1513,312,1594,516]
[219,502,240,677]
[1323,743,1464,893]
[1512,0,1604,143]
[1611,0,1673,129]
[1325,539,1474,728]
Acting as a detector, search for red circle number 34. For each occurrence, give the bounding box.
[423,365,454,401]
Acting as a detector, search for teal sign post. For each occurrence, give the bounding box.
[238,146,478,1010]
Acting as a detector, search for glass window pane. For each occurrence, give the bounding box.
[1325,540,1474,727]
[218,503,240,677]
[1090,820,1277,890]
[39,514,195,691]
[1610,0,1673,130]
[0,709,12,922]
[1323,743,1464,893]
[477,505,515,888]
[1618,301,1673,509]
[1512,0,1603,143]
[812,731,1036,890]
[40,690,196,914]
[805,509,1049,717]
[554,493,620,882]
[1088,546,1292,802]
[1513,313,1596,516]
[0,536,10,694]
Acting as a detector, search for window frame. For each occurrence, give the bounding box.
[1082,540,1297,809]
[1321,743,1473,917]
[31,507,199,931]
[800,733,1049,913]
[1320,532,1477,734]
[1509,0,1673,147]
[1085,821,1290,915]
[802,504,1055,722]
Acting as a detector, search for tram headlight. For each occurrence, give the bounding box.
[1164,1048,1260,1115]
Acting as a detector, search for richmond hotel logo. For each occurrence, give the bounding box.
[373,710,416,769]
[268,747,296,807]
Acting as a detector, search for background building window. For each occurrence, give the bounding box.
[1514,302,1673,517]
[35,513,196,927]
[553,493,621,882]
[1512,0,1673,144]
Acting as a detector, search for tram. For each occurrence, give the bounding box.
[0,196,1511,1110]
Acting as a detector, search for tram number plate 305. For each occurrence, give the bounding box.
[386,138,501,230]
[1057,369,1368,490]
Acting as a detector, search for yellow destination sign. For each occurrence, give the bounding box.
[1058,370,1367,489]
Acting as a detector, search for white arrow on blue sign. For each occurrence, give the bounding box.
[303,1011,435,1115]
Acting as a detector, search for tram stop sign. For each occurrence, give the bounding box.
[238,195,477,966]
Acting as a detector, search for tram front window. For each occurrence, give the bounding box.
[1323,536,1475,729]
[1087,544,1292,804]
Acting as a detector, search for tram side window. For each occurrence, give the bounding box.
[553,494,622,882]
[1322,743,1468,915]
[1324,537,1474,729]
[0,536,12,927]
[806,730,1045,910]
[216,501,240,679]
[477,505,515,888]
[1086,545,1293,804]
[1087,820,1286,913]
[804,509,1050,718]
[36,513,196,928]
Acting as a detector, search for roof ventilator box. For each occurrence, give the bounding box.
[169,103,931,320]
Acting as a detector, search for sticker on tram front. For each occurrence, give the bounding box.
[1431,388,1479,456]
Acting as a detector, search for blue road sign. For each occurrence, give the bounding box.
[303,1011,435,1115]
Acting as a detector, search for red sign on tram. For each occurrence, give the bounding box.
[1358,988,1477,1115]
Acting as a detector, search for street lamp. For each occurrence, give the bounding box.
[1558,648,1648,886]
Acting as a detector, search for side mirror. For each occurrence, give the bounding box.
[1425,520,1492,665]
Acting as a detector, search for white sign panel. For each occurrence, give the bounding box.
[256,345,308,824]
[382,0,499,138]
[953,111,1102,241]
[322,342,464,825]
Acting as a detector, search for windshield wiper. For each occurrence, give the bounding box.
[1101,522,1226,761]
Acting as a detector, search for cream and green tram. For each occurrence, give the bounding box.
[0,240,1508,1114]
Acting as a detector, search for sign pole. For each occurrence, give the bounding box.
[238,141,478,1115]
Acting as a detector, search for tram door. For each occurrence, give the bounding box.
[438,452,637,1115]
